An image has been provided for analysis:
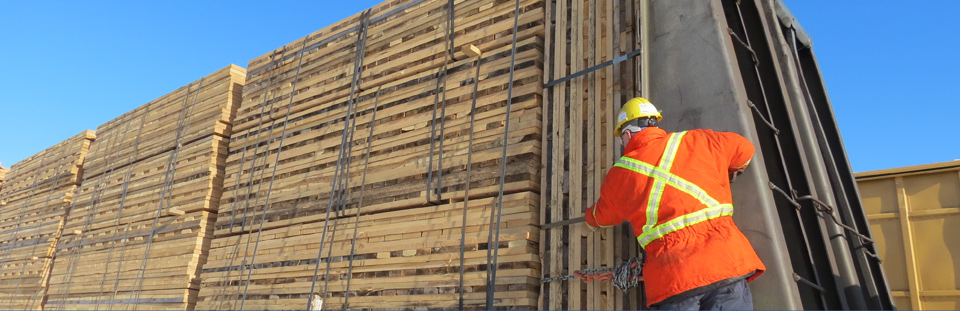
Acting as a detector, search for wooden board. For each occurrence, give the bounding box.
[200,0,546,309]
[0,165,8,194]
[43,66,244,311]
[81,65,244,179]
[0,130,96,310]
[539,0,646,309]
[217,0,544,232]
[198,192,541,310]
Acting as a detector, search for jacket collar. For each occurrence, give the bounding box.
[625,127,667,153]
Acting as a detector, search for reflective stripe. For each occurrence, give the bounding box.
[592,205,614,228]
[613,134,733,247]
[736,158,752,170]
[637,204,734,247]
[615,158,721,208]
[642,132,686,236]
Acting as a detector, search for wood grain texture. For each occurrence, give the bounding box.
[0,130,96,310]
[43,66,244,311]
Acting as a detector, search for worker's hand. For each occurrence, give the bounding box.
[581,221,598,232]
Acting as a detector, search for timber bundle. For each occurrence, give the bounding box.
[0,0,649,309]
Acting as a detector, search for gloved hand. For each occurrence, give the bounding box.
[582,221,598,232]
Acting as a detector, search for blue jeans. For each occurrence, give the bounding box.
[652,278,753,310]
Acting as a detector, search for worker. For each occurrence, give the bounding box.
[585,97,765,310]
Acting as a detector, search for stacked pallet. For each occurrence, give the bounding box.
[44,65,244,310]
[197,0,545,309]
[0,130,96,310]
[539,0,647,309]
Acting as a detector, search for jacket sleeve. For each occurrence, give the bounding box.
[584,172,624,228]
[716,131,756,172]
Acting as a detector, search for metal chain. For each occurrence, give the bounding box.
[540,257,643,292]
[540,274,583,283]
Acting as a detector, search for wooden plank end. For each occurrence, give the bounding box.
[462,44,482,58]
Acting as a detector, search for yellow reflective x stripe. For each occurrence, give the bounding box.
[616,157,722,207]
[614,156,732,247]
[637,204,734,247]
[642,132,687,237]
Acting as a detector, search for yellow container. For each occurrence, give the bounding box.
[856,160,960,310]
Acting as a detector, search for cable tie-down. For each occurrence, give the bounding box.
[748,100,780,135]
[793,272,825,293]
[795,195,875,244]
[727,28,759,66]
[768,182,800,209]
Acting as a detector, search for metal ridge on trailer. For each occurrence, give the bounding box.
[855,160,960,180]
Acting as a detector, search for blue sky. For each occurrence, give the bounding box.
[782,0,960,171]
[0,1,957,172]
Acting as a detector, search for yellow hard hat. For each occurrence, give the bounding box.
[615,97,662,136]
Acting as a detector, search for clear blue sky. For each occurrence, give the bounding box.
[0,1,957,173]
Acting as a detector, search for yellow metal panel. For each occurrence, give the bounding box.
[859,178,899,215]
[912,214,960,291]
[896,176,923,310]
[903,171,960,212]
[894,297,911,310]
[921,296,960,310]
[857,165,960,310]
[870,218,908,292]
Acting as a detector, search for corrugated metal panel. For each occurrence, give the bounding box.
[857,161,960,310]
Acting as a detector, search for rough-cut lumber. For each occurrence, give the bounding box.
[217,0,543,233]
[0,130,96,310]
[540,0,645,309]
[44,65,244,311]
[199,192,540,310]
[198,0,545,309]
[81,65,244,179]
[0,164,8,194]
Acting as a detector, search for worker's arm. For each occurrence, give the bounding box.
[584,173,624,228]
[716,131,756,173]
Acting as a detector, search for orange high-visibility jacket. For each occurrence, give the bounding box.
[585,127,765,306]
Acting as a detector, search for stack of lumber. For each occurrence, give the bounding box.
[197,0,545,309]
[539,0,646,309]
[44,65,244,311]
[0,164,7,193]
[0,130,96,310]
[202,192,541,310]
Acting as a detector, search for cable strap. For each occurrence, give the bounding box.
[544,47,642,88]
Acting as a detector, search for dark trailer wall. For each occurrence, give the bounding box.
[644,0,893,309]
